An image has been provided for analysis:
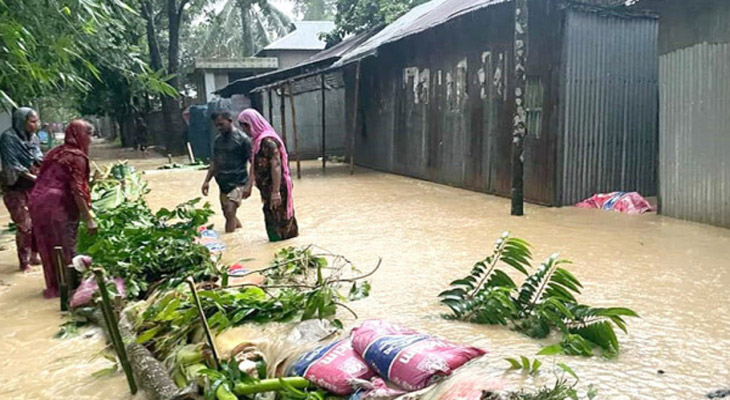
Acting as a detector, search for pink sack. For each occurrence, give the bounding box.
[575,192,654,214]
[69,277,126,309]
[287,338,375,395]
[351,320,486,391]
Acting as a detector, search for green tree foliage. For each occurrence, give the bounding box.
[293,0,335,21]
[0,0,170,111]
[186,0,292,60]
[325,0,429,45]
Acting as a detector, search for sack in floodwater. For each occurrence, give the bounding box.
[287,338,375,395]
[69,276,126,308]
[351,320,486,391]
[349,378,408,400]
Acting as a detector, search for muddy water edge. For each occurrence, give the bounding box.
[1,148,729,399]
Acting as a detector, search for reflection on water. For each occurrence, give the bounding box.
[1,146,729,399]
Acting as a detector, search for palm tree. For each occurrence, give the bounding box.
[194,0,293,58]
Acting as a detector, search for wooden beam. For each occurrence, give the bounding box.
[350,61,362,176]
[321,74,326,171]
[279,87,287,148]
[288,83,301,179]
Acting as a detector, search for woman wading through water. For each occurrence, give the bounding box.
[237,109,298,242]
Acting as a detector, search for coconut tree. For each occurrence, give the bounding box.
[193,0,293,59]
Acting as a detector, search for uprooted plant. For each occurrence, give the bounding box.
[484,357,597,400]
[130,246,378,362]
[90,162,148,210]
[77,197,217,299]
[439,232,638,358]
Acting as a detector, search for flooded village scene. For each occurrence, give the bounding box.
[2,0,730,399]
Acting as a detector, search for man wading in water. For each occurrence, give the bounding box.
[201,110,252,233]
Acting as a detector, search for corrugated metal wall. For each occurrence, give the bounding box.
[659,42,730,228]
[261,73,347,159]
[353,3,545,199]
[560,10,658,205]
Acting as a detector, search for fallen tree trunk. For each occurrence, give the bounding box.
[89,308,198,400]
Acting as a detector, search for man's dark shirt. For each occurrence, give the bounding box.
[213,128,252,194]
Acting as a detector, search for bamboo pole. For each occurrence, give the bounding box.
[321,74,326,171]
[287,82,301,179]
[93,268,138,395]
[185,277,221,369]
[54,247,68,311]
[350,61,362,175]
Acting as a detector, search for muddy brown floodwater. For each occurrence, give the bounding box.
[1,143,729,399]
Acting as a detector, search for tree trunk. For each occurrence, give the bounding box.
[88,309,197,400]
[141,1,163,72]
[162,0,187,154]
[239,1,255,56]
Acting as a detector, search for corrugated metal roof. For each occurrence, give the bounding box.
[334,0,509,66]
[260,21,335,51]
[216,28,380,97]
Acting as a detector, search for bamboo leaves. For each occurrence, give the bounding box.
[438,233,638,358]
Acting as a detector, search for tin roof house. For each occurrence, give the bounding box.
[336,0,659,206]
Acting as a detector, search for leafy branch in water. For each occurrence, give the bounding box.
[439,232,638,358]
[78,162,217,299]
[131,246,377,360]
[487,357,597,400]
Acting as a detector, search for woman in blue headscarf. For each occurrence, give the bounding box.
[1,107,44,271]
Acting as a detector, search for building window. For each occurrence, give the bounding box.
[526,76,544,139]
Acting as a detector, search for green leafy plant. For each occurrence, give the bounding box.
[505,356,543,376]
[132,247,377,360]
[439,233,638,358]
[90,162,148,210]
[493,358,597,400]
[78,163,217,299]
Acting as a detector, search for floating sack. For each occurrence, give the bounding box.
[575,192,654,214]
[351,320,486,391]
[287,338,375,395]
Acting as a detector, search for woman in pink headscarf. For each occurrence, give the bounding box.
[238,109,298,242]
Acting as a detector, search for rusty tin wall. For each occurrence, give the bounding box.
[558,9,659,205]
[350,1,563,204]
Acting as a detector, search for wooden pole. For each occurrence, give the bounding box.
[511,0,528,216]
[350,62,362,175]
[279,87,287,148]
[93,268,138,395]
[54,247,68,311]
[185,277,221,369]
[288,82,301,179]
[268,89,273,122]
[321,74,326,171]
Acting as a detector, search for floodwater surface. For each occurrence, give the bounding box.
[1,144,729,399]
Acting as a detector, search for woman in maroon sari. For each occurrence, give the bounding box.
[30,120,97,298]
